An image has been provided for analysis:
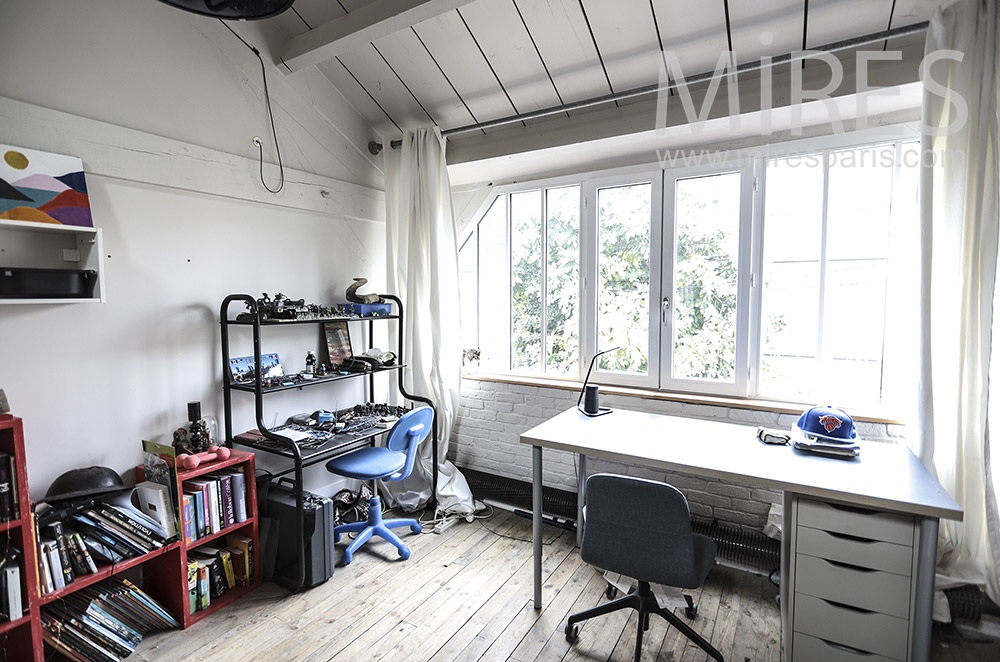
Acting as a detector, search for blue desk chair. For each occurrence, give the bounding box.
[325,406,433,565]
[565,474,723,662]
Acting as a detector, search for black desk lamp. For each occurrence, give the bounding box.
[577,347,620,417]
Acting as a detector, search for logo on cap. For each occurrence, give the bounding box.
[818,415,842,433]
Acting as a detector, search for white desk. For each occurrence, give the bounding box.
[520,407,963,662]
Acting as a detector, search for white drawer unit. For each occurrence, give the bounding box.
[788,497,920,661]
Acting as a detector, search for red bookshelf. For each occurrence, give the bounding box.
[0,420,260,661]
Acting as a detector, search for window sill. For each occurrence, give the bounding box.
[461,371,903,425]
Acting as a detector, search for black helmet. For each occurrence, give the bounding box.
[45,466,127,503]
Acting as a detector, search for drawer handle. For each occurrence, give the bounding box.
[819,638,877,657]
[823,502,879,516]
[826,530,877,544]
[822,598,875,614]
[826,558,877,573]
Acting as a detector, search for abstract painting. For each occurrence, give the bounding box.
[0,145,93,227]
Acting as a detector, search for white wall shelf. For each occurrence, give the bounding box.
[0,219,105,303]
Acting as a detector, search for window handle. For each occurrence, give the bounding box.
[661,297,670,324]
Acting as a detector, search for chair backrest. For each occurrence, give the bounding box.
[581,473,704,588]
[384,406,434,482]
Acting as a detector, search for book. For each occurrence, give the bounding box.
[41,614,117,662]
[187,559,198,614]
[218,473,235,528]
[64,531,89,577]
[202,546,236,588]
[83,508,157,553]
[191,551,227,598]
[0,453,13,521]
[93,502,165,546]
[38,540,54,595]
[0,563,21,621]
[80,533,124,565]
[42,521,75,586]
[226,533,254,584]
[206,478,221,533]
[135,481,178,539]
[142,439,179,517]
[69,514,143,558]
[226,546,247,586]
[226,470,247,523]
[105,490,169,539]
[40,539,65,591]
[181,494,196,544]
[195,561,210,610]
[183,481,210,537]
[43,601,134,658]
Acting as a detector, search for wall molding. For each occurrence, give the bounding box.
[0,95,385,223]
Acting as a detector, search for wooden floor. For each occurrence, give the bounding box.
[131,509,998,662]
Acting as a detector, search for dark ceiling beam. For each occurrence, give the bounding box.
[279,0,479,73]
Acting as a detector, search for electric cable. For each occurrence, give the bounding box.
[219,20,285,194]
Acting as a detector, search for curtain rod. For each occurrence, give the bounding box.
[367,20,929,155]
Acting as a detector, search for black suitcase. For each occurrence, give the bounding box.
[264,481,335,589]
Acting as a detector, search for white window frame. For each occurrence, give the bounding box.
[659,159,756,397]
[582,170,663,389]
[459,124,921,410]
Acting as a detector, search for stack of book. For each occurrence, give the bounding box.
[39,576,178,662]
[36,493,171,595]
[0,451,20,522]
[187,533,254,614]
[180,469,248,544]
[0,540,22,622]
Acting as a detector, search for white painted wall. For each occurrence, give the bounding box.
[0,1,390,498]
[0,0,383,191]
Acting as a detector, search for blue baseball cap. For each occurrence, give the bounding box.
[795,405,858,443]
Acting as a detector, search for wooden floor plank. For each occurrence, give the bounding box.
[130,507,1000,662]
[430,526,575,662]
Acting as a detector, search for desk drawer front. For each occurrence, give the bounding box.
[794,594,909,660]
[793,632,898,662]
[795,553,911,618]
[798,498,915,546]
[797,525,913,575]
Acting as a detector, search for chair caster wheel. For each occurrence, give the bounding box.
[684,594,698,618]
[411,524,422,533]
[399,548,411,560]
[564,623,579,643]
[605,584,618,600]
[340,554,352,566]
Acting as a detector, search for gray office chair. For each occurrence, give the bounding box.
[564,474,723,662]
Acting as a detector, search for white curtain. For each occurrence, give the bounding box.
[917,0,1000,617]
[383,127,476,515]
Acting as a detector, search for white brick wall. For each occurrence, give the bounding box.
[450,378,904,532]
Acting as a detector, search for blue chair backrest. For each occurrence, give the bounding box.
[385,406,434,481]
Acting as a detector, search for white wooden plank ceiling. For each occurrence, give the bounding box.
[269,0,952,143]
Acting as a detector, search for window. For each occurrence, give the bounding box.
[459,133,919,411]
[462,185,581,376]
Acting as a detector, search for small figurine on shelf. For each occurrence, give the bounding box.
[173,401,217,455]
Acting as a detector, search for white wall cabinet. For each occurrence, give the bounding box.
[0,219,104,303]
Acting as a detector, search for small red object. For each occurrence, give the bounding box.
[177,445,232,470]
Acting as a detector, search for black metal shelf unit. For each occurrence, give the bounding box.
[219,293,438,592]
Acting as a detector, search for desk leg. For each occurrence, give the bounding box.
[911,517,938,662]
[533,444,543,610]
[576,454,586,547]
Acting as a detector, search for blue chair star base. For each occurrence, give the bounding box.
[334,494,423,565]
